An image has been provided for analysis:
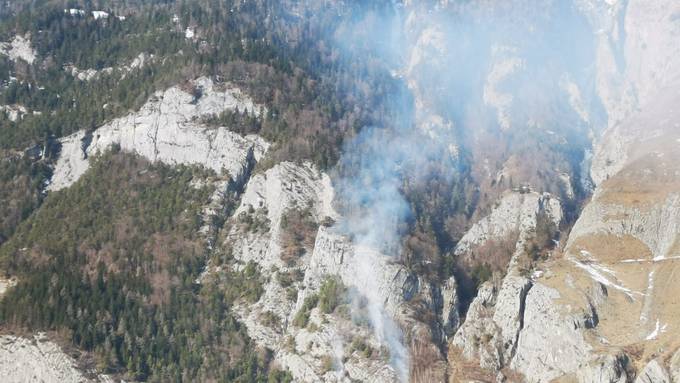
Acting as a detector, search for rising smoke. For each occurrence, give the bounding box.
[330,0,604,380]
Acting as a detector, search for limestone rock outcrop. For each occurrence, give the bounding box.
[576,353,631,383]
[0,333,111,383]
[0,35,36,64]
[449,191,564,380]
[49,77,268,191]
[635,359,671,383]
[454,190,562,274]
[209,161,407,382]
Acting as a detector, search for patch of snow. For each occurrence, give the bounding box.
[570,258,642,299]
[620,258,649,263]
[92,11,109,20]
[620,255,680,263]
[64,9,85,16]
[645,320,661,340]
[185,28,195,39]
[639,268,657,324]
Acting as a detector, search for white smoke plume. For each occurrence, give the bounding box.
[329,0,607,380]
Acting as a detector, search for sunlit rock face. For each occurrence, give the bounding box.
[49,77,268,191]
[585,0,680,185]
[368,0,680,381]
[0,333,112,383]
[0,35,37,64]
[205,161,408,383]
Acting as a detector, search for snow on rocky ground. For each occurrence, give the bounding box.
[447,186,656,382]
[0,333,111,383]
[64,9,124,21]
[447,0,680,380]
[0,35,37,64]
[49,76,268,191]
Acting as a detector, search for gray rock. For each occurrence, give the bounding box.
[441,276,460,336]
[577,353,630,383]
[635,359,670,383]
[49,77,268,191]
[492,276,532,364]
[670,348,680,383]
[452,282,502,370]
[510,283,594,383]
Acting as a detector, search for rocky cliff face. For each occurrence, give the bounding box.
[444,0,680,381]
[49,77,267,191]
[0,333,111,382]
[448,191,564,381]
[204,161,408,382]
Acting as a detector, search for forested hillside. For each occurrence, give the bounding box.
[1,151,282,381]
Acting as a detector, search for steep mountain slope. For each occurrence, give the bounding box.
[0,0,678,382]
[443,0,680,381]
